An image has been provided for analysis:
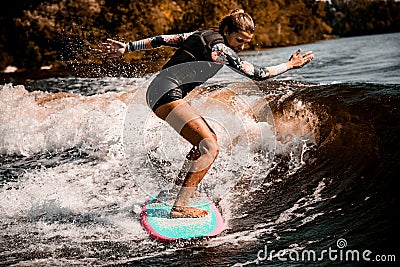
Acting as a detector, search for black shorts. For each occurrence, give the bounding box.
[146,62,223,112]
[148,81,200,112]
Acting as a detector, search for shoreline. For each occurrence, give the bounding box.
[0,60,166,85]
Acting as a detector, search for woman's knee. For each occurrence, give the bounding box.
[199,137,220,160]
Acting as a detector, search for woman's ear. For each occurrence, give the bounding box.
[223,26,229,37]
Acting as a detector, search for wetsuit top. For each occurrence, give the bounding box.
[161,30,225,70]
[126,31,288,81]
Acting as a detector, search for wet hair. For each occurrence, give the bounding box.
[219,9,255,34]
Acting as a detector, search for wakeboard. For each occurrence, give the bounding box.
[140,192,224,242]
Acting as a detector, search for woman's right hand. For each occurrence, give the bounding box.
[99,39,127,58]
[287,49,314,69]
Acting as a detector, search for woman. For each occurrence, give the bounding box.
[101,9,314,218]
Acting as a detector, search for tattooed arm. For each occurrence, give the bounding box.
[126,32,195,52]
[99,32,195,57]
[211,43,313,80]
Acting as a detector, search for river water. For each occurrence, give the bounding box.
[1,32,399,266]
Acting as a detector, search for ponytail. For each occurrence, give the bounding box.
[219,9,255,34]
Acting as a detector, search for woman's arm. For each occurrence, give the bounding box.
[100,32,195,58]
[127,32,195,52]
[211,43,314,80]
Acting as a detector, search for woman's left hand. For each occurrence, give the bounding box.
[287,49,314,69]
[99,39,127,58]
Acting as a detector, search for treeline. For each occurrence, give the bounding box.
[0,0,399,72]
[327,0,400,36]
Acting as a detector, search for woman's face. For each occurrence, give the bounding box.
[224,30,253,52]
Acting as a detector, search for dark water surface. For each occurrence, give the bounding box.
[1,33,399,266]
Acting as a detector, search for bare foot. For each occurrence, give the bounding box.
[170,206,209,218]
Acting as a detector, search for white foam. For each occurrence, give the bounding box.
[1,76,320,256]
[123,84,279,200]
[0,84,132,156]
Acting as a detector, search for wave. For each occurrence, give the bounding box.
[0,80,316,215]
[2,81,397,192]
[1,79,399,265]
[0,83,135,156]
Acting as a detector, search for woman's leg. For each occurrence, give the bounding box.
[155,99,220,218]
[174,146,201,187]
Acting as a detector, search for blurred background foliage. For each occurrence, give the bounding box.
[0,0,399,73]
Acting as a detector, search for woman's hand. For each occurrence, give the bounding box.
[286,49,314,69]
[99,39,127,58]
